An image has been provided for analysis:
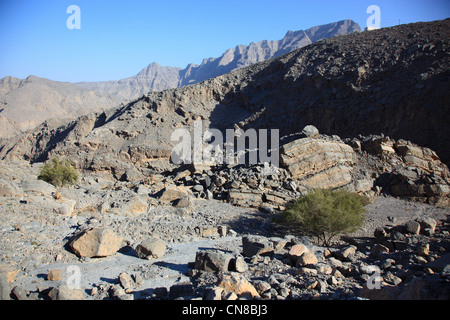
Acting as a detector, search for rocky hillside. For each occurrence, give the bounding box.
[0,75,122,138]
[78,20,361,100]
[0,20,449,206]
[0,20,360,139]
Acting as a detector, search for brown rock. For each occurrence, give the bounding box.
[288,244,310,263]
[159,184,192,202]
[280,137,355,189]
[69,228,124,258]
[217,273,260,298]
[47,270,62,281]
[296,252,318,267]
[136,239,166,259]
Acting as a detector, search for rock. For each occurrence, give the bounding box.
[204,287,223,300]
[58,199,77,217]
[11,286,29,300]
[169,282,194,299]
[334,246,357,261]
[252,280,271,294]
[280,137,355,189]
[159,184,193,202]
[417,243,430,256]
[417,217,437,234]
[0,263,20,283]
[194,250,233,272]
[242,235,273,257]
[371,244,390,256]
[136,239,166,259]
[217,273,260,298]
[47,270,62,281]
[295,252,318,267]
[405,220,421,234]
[69,227,124,258]
[296,267,318,276]
[196,225,219,238]
[119,273,134,292]
[233,256,249,273]
[48,285,85,300]
[173,195,193,208]
[227,189,263,208]
[374,227,388,240]
[288,244,310,263]
[121,195,149,217]
[19,179,56,196]
[300,125,319,138]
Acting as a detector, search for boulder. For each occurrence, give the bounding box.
[217,273,260,298]
[135,239,166,259]
[288,244,310,263]
[68,228,124,258]
[405,220,421,235]
[295,252,318,267]
[242,235,273,257]
[159,184,193,202]
[169,282,194,299]
[194,250,233,272]
[280,137,355,189]
[48,285,86,300]
[19,179,56,196]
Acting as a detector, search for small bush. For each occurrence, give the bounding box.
[282,188,366,246]
[38,157,79,190]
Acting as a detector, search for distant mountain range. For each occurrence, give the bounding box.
[0,19,361,138]
[77,20,361,100]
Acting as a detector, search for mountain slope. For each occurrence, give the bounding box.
[78,20,361,100]
[0,75,122,136]
[1,19,448,171]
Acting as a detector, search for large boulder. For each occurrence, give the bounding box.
[194,250,233,272]
[280,137,355,189]
[68,228,124,258]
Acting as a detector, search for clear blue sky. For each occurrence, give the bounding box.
[0,0,449,82]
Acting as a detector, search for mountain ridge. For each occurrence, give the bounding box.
[77,19,361,100]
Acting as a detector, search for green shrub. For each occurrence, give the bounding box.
[38,157,79,190]
[282,188,366,246]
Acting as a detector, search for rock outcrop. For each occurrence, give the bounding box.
[280,136,355,190]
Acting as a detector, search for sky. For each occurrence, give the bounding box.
[0,0,449,83]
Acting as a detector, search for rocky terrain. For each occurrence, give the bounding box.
[0,157,449,301]
[0,19,449,301]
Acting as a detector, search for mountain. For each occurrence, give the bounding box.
[78,20,361,100]
[1,19,448,172]
[0,75,122,138]
[0,20,360,139]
